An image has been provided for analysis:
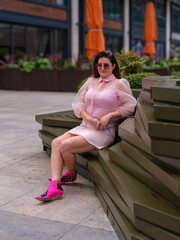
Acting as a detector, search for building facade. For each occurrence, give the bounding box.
[0,0,180,63]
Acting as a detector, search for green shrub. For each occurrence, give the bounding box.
[35,58,52,69]
[170,69,180,79]
[64,61,76,69]
[116,49,146,76]
[124,72,158,89]
[18,60,36,73]
[8,63,19,69]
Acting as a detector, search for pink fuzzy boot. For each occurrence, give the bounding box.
[35,180,63,201]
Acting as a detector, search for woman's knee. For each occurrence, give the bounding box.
[60,139,72,155]
[51,137,61,149]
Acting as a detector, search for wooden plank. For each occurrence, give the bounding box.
[109,142,180,206]
[137,98,180,141]
[36,110,73,124]
[151,139,180,158]
[134,109,151,147]
[118,118,180,171]
[95,184,150,240]
[151,78,180,103]
[121,140,180,197]
[98,149,180,234]
[98,183,180,240]
[140,90,154,105]
[94,185,127,240]
[35,110,82,128]
[142,76,171,91]
[154,101,180,122]
[90,160,180,240]
[42,125,69,137]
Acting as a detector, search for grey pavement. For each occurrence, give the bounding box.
[0,90,118,240]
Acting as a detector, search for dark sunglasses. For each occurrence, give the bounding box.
[95,63,112,70]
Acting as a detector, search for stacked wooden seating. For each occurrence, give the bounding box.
[35,76,180,239]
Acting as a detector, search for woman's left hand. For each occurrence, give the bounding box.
[98,114,111,130]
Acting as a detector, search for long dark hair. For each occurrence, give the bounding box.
[92,50,121,79]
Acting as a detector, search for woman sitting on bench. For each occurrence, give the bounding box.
[35,50,137,201]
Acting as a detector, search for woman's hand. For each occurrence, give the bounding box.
[98,114,111,130]
[89,117,100,130]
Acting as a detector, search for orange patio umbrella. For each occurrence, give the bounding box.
[85,0,105,59]
[143,1,158,59]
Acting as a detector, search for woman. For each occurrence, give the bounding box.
[35,50,137,201]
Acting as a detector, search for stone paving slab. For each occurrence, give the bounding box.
[0,90,118,240]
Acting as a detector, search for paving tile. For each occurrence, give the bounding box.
[0,136,42,168]
[0,177,101,225]
[80,206,114,231]
[0,210,74,240]
[60,225,119,240]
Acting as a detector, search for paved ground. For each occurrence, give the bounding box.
[0,90,118,240]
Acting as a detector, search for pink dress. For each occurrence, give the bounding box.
[68,74,137,149]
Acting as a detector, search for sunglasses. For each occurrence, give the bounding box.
[95,63,112,70]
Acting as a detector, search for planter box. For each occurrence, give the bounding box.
[143,65,180,76]
[0,69,92,92]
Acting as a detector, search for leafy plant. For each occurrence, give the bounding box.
[64,61,76,69]
[116,49,146,76]
[123,72,158,89]
[170,69,180,79]
[8,63,19,69]
[18,60,36,73]
[35,58,52,69]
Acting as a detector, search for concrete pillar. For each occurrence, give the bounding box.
[166,0,171,59]
[123,0,130,51]
[71,0,79,65]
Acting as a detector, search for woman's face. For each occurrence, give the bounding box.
[96,57,115,79]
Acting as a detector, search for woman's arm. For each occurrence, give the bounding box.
[98,111,122,130]
[80,110,100,130]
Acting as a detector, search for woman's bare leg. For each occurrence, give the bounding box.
[60,135,95,173]
[50,132,73,180]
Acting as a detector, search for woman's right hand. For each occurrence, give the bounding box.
[88,117,100,130]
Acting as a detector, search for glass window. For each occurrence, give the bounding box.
[104,35,122,54]
[172,5,180,33]
[14,25,25,60]
[132,0,165,28]
[170,44,180,58]
[154,0,165,29]
[103,0,123,20]
[39,28,50,57]
[132,0,146,24]
[27,27,38,59]
[0,23,11,60]
[54,29,65,59]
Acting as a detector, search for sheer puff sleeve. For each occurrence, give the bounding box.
[72,77,93,118]
[115,78,137,118]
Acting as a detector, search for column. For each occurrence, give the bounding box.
[166,0,171,59]
[71,0,79,64]
[123,0,130,51]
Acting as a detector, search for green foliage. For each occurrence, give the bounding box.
[64,61,76,69]
[116,49,146,76]
[124,72,158,89]
[170,69,180,79]
[35,58,52,69]
[8,63,19,69]
[18,60,36,73]
[143,58,180,69]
